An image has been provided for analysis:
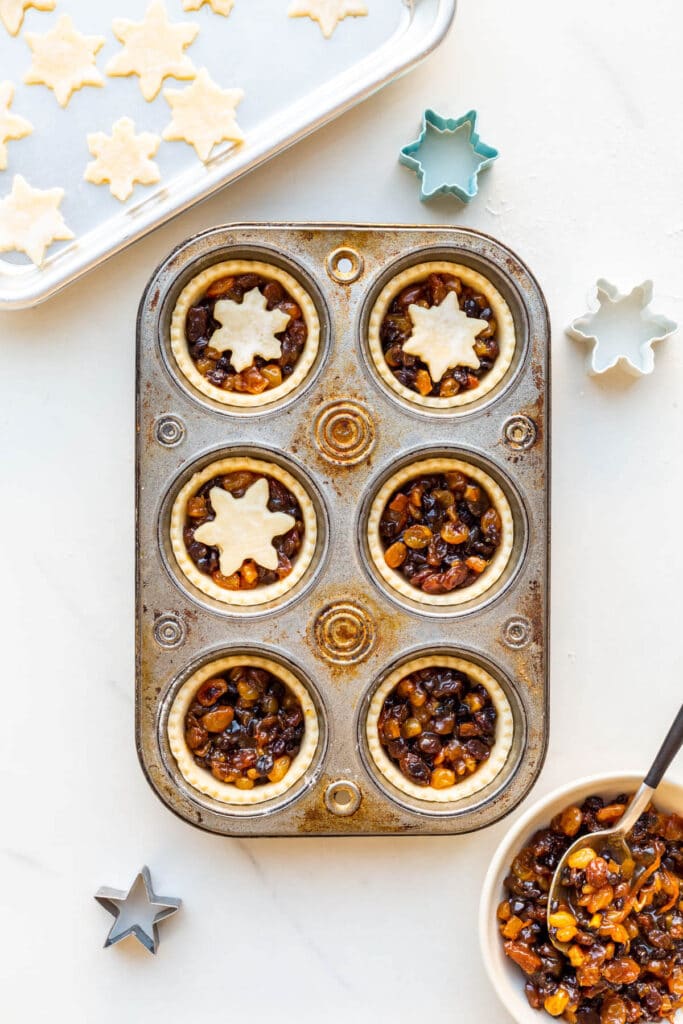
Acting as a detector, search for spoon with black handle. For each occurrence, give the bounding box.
[547,703,683,953]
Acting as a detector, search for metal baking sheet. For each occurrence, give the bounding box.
[136,223,550,837]
[0,0,456,310]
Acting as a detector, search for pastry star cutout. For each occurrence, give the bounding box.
[0,174,73,265]
[162,69,244,162]
[568,278,678,377]
[106,0,198,102]
[24,15,105,108]
[403,292,489,382]
[183,0,234,14]
[194,478,295,577]
[211,288,290,371]
[0,81,33,170]
[95,866,181,955]
[85,117,161,201]
[0,0,54,37]
[288,0,368,38]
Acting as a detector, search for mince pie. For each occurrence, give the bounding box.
[168,655,319,806]
[367,457,513,606]
[171,259,320,407]
[170,456,317,606]
[368,261,515,408]
[366,655,513,802]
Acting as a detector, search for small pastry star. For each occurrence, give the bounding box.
[162,69,244,162]
[288,0,368,38]
[24,14,105,108]
[0,0,54,37]
[567,279,678,377]
[194,478,295,577]
[106,0,198,102]
[210,288,290,372]
[94,866,181,955]
[0,81,33,170]
[183,0,234,14]
[402,292,489,383]
[85,117,161,202]
[0,174,73,265]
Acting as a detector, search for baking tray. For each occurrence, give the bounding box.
[136,223,550,837]
[0,0,456,310]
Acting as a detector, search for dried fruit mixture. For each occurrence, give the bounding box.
[497,794,683,1022]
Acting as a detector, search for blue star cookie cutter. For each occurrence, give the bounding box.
[567,279,677,377]
[399,109,499,203]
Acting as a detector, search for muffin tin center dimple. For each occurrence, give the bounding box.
[136,224,550,837]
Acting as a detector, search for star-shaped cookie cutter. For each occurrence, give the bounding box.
[399,109,499,203]
[567,279,678,377]
[94,865,181,954]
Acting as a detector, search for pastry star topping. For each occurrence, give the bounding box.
[162,68,244,162]
[24,15,105,108]
[193,478,295,577]
[0,81,33,170]
[85,117,161,201]
[210,288,290,372]
[106,0,198,102]
[0,174,73,265]
[0,0,54,37]
[402,292,488,383]
[183,0,234,14]
[287,0,368,38]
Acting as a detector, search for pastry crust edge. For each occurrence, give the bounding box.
[367,457,514,607]
[170,456,317,606]
[367,261,516,409]
[168,654,319,806]
[170,260,320,407]
[366,655,513,803]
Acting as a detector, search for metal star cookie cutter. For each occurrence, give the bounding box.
[567,279,678,377]
[399,108,499,203]
[95,865,181,954]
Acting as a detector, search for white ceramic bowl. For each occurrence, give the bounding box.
[479,772,683,1024]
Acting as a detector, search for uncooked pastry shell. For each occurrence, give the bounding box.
[170,260,320,407]
[367,261,516,408]
[367,457,514,607]
[170,456,317,606]
[168,655,319,806]
[366,655,513,803]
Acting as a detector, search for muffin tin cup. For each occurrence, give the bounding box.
[158,445,329,617]
[136,224,550,837]
[158,646,328,818]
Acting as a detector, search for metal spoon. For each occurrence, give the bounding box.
[547,703,683,953]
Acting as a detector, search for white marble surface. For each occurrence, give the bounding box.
[2,1,682,1020]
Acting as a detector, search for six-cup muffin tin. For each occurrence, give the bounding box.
[135,223,550,836]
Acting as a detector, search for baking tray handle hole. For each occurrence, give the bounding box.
[324,780,362,816]
[327,247,364,285]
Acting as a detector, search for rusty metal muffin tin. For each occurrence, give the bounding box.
[136,223,550,837]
